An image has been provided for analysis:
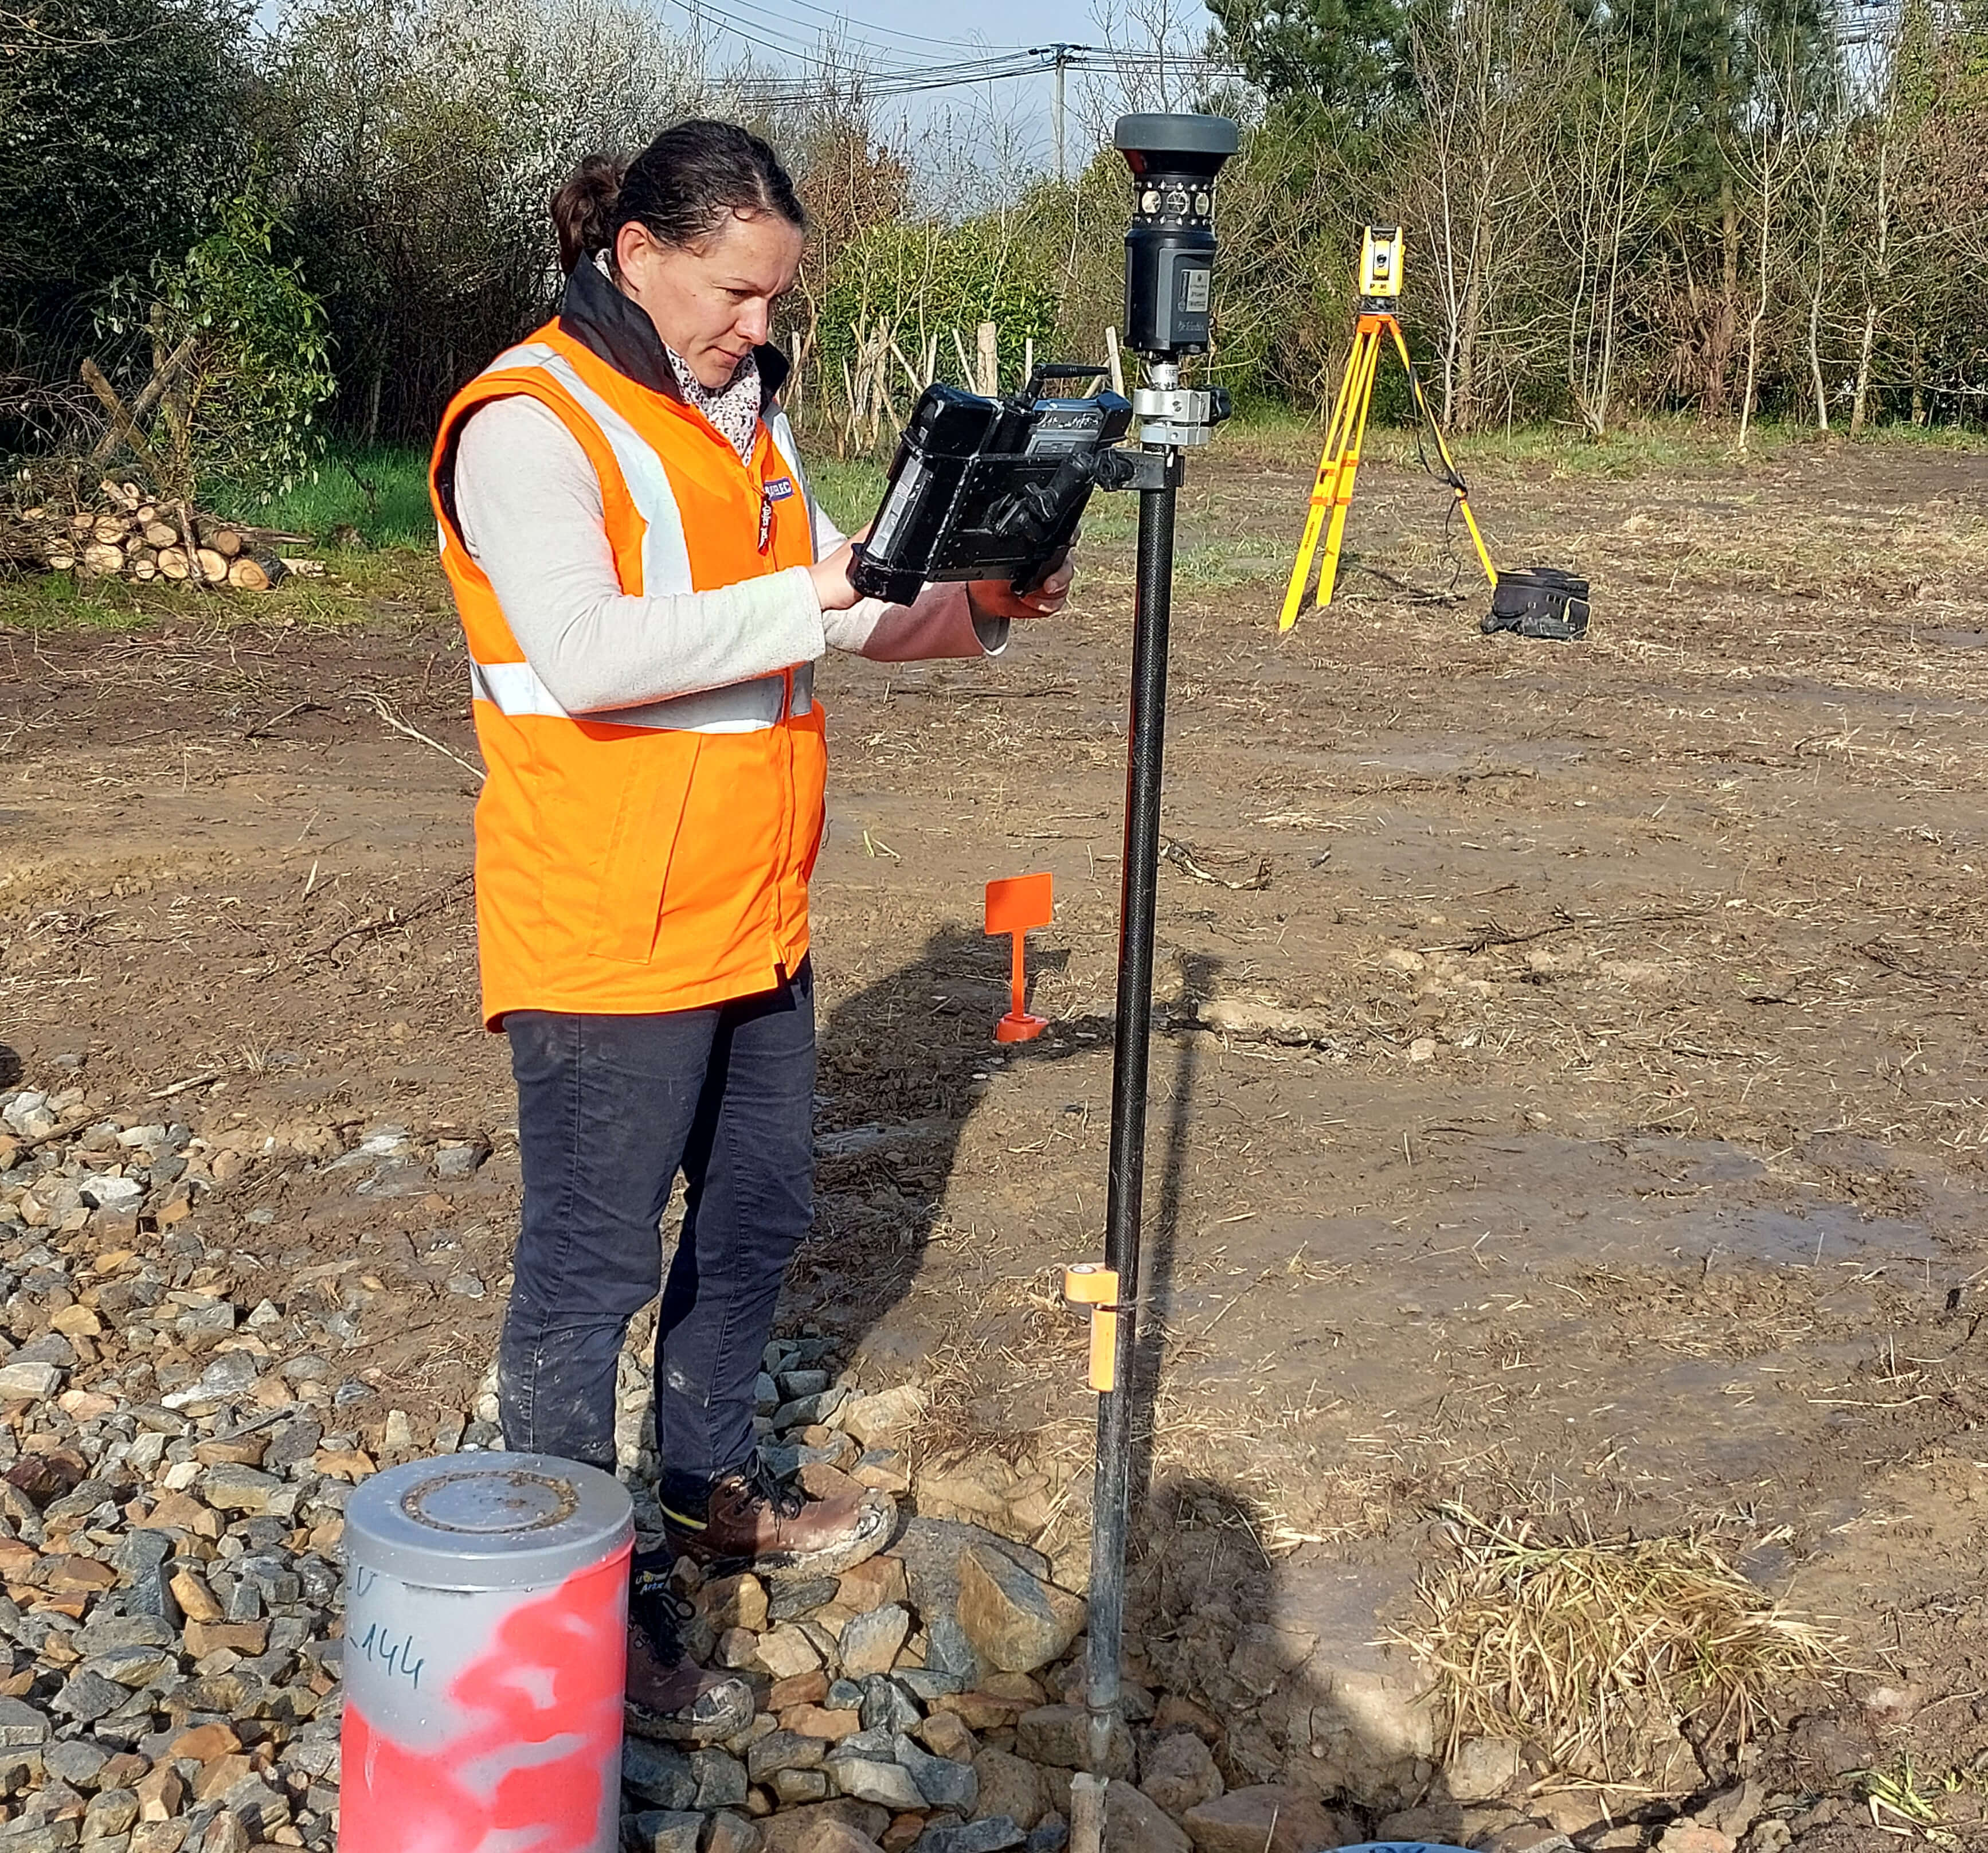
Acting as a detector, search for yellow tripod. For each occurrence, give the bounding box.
[1280,229,1499,631]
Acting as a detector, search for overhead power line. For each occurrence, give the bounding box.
[693,29,1247,108]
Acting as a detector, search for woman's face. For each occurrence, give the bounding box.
[616,209,805,392]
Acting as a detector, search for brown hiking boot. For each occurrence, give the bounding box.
[624,1549,753,1743]
[663,1455,895,1578]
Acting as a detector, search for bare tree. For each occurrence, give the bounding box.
[1546,25,1672,437]
[1406,0,1571,429]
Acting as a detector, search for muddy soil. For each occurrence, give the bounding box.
[7,430,1988,1840]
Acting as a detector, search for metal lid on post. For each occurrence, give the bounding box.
[345,1451,633,1591]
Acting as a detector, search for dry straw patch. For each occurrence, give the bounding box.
[1398,1504,1845,1781]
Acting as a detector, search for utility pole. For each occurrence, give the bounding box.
[1028,43,1095,182]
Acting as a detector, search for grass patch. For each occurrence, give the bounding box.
[1399,1503,1844,1782]
[214,441,436,551]
[806,456,889,536]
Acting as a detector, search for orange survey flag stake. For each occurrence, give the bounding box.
[985,873,1053,1043]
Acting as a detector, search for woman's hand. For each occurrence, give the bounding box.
[967,556,1076,623]
[808,535,866,613]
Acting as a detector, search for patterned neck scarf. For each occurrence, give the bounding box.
[662,343,763,464]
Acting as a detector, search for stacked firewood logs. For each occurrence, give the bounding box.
[1,480,319,591]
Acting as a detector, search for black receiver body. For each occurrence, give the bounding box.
[850,370,1133,607]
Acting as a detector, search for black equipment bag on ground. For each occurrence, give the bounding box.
[1480,565,1590,642]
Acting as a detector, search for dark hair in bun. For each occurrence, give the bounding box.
[551,120,805,275]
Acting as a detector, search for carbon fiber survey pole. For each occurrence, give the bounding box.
[1068,114,1239,1813]
[1083,433,1182,1774]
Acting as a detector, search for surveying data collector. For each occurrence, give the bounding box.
[425,119,1075,1739]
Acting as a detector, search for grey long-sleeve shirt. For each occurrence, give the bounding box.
[453,396,1004,716]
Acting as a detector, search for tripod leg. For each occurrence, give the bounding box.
[1316,321,1383,608]
[1279,328,1368,631]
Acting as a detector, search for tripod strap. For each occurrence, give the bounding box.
[1384,318,1500,589]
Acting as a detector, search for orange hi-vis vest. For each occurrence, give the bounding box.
[431,320,825,1026]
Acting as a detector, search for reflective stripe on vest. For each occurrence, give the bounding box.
[483,339,694,597]
[469,657,815,733]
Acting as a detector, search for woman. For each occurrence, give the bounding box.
[428,120,1072,1741]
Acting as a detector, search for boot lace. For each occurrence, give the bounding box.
[733,1451,807,1522]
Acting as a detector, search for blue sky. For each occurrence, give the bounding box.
[678,0,1217,178]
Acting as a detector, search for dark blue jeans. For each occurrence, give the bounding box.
[498,960,816,1493]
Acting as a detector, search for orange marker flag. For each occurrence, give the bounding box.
[985,873,1053,1043]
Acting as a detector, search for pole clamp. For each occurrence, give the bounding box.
[1131,385,1230,447]
[1062,1264,1124,1393]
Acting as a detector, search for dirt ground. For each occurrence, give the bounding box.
[7,427,1988,1842]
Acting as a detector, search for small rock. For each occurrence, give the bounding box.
[784,1707,862,1742]
[842,1386,923,1449]
[1138,1733,1222,1817]
[183,1619,268,1657]
[691,1749,750,1811]
[169,1569,224,1623]
[827,1757,926,1812]
[771,1769,832,1805]
[702,1573,770,1633]
[1026,1818,1067,1853]
[1693,1781,1766,1841]
[80,1177,143,1214]
[956,1549,1085,1676]
[894,1735,977,1812]
[44,1740,109,1788]
[1441,1734,1522,1804]
[624,1739,696,1810]
[917,1712,976,1762]
[747,1732,826,1785]
[1656,1827,1734,1853]
[852,1450,912,1495]
[838,1604,911,1678]
[1180,1786,1361,1853]
[629,1810,706,1853]
[0,1362,62,1399]
[50,1669,123,1722]
[859,1677,922,1737]
[135,1769,182,1823]
[917,1821,1024,1853]
[704,1812,764,1853]
[969,1750,1043,1830]
[167,1723,240,1761]
[769,1577,840,1624]
[760,1800,891,1853]
[770,1671,832,1710]
[757,1625,824,1681]
[199,1813,251,1853]
[1105,1782,1189,1853]
[434,1144,487,1180]
[200,1464,281,1515]
[838,1557,910,1616]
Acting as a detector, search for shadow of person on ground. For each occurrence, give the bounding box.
[793,922,1099,1370]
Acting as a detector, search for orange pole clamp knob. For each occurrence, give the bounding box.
[1063,1263,1121,1393]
